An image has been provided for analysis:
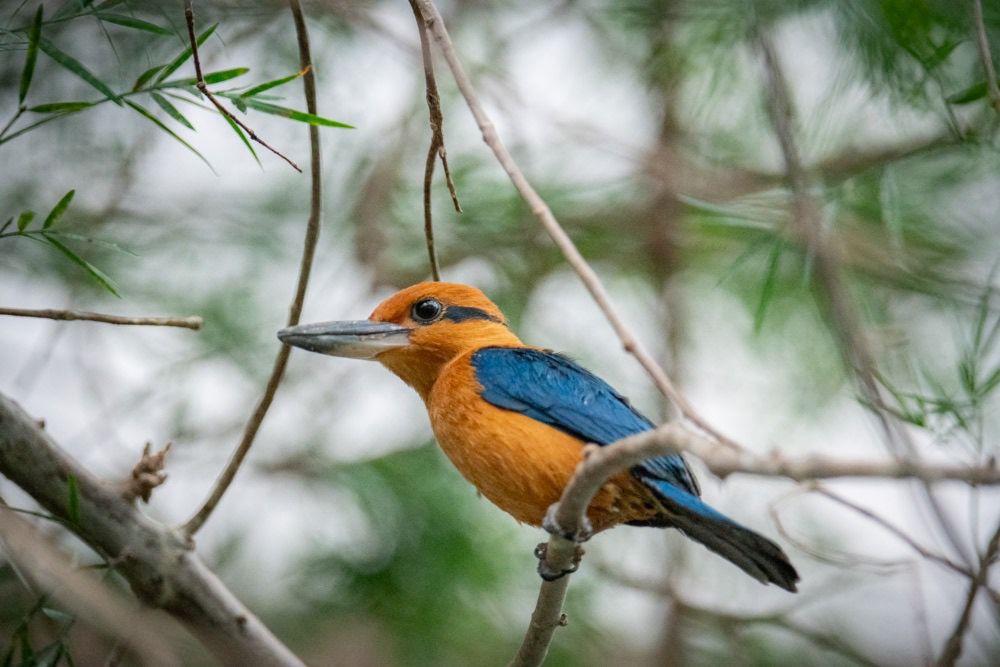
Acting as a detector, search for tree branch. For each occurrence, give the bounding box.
[0,307,202,330]
[408,0,461,281]
[0,393,304,666]
[937,520,1000,666]
[971,0,1000,116]
[412,0,745,454]
[182,0,302,172]
[509,421,1000,666]
[182,0,323,536]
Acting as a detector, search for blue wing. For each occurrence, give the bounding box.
[470,347,700,497]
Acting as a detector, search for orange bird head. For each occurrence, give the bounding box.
[278,282,522,398]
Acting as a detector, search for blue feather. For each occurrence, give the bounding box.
[471,347,699,497]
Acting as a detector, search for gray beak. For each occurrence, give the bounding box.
[277,320,411,359]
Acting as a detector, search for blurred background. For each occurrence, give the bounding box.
[2,0,1000,664]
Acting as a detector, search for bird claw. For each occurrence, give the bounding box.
[542,504,593,543]
[534,542,585,581]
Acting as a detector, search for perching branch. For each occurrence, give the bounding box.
[971,0,1000,116]
[182,0,323,537]
[182,0,302,172]
[0,307,202,330]
[408,0,462,281]
[508,421,1000,666]
[412,0,744,454]
[0,393,304,666]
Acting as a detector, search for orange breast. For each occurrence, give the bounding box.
[426,351,658,531]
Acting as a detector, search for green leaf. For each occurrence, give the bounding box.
[151,92,194,130]
[125,100,214,173]
[753,240,783,333]
[44,231,137,256]
[242,98,354,128]
[38,37,121,105]
[947,81,997,105]
[96,13,173,35]
[222,113,260,166]
[66,474,80,523]
[28,101,95,113]
[133,65,165,91]
[17,211,35,231]
[18,6,43,103]
[153,24,217,84]
[42,190,74,230]
[239,68,308,98]
[41,233,121,297]
[231,96,247,113]
[161,67,250,89]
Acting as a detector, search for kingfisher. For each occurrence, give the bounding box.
[279,282,799,591]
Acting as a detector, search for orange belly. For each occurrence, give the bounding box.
[426,352,659,531]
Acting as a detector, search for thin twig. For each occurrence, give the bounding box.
[182,0,322,536]
[408,0,461,281]
[937,520,1000,666]
[182,0,302,172]
[0,307,202,330]
[810,485,973,578]
[971,0,1000,116]
[413,0,744,453]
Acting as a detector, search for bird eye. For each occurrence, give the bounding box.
[411,298,443,323]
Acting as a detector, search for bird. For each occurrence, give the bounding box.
[278,282,799,592]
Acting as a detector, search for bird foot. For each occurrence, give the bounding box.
[542,504,593,543]
[534,542,585,582]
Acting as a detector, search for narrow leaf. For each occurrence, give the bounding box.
[153,24,217,84]
[17,211,35,231]
[124,100,214,172]
[38,38,121,105]
[42,190,74,230]
[44,231,137,256]
[66,474,80,523]
[18,6,43,103]
[96,13,173,35]
[161,67,250,89]
[239,68,308,98]
[133,65,165,91]
[151,92,194,130]
[243,98,353,128]
[41,233,121,296]
[222,113,260,166]
[947,81,995,105]
[28,101,94,113]
[753,240,783,333]
[231,96,247,113]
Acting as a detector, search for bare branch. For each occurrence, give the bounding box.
[0,393,305,665]
[0,502,185,666]
[971,0,1000,116]
[183,0,323,536]
[408,0,462,281]
[413,0,744,453]
[0,307,202,329]
[182,0,302,172]
[937,520,1000,666]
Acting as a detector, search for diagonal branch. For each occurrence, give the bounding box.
[0,306,202,329]
[413,0,744,454]
[0,393,304,665]
[182,0,302,172]
[182,0,323,537]
[937,520,1000,666]
[971,0,1000,116]
[408,0,462,281]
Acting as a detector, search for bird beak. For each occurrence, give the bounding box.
[277,320,411,360]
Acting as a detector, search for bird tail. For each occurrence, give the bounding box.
[639,477,800,592]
